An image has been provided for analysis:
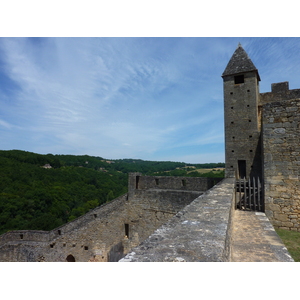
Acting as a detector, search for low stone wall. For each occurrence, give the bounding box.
[120,178,236,262]
[0,194,131,262]
[263,99,300,230]
[128,173,222,193]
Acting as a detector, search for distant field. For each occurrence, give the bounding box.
[187,168,225,174]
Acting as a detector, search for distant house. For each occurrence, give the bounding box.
[42,164,52,169]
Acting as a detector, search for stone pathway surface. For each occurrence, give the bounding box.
[231,210,294,262]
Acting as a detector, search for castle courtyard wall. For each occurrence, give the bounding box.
[0,175,219,262]
[263,99,300,230]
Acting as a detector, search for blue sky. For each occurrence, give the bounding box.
[1,37,300,163]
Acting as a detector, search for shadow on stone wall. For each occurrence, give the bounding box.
[108,241,124,262]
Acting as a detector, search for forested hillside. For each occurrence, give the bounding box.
[0,150,224,234]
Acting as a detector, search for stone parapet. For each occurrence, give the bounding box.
[120,178,236,262]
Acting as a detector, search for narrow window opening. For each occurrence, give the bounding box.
[155,178,159,185]
[232,150,234,152]
[231,121,234,124]
[63,243,66,247]
[232,136,235,139]
[58,230,61,235]
[249,119,252,122]
[20,234,24,239]
[250,150,253,153]
[50,243,54,248]
[249,135,252,138]
[238,160,246,179]
[182,179,186,187]
[230,92,233,95]
[234,75,244,84]
[125,224,129,238]
[135,176,140,189]
[230,166,233,168]
[247,90,250,92]
[231,106,233,109]
[84,246,88,250]
[94,214,97,218]
[247,105,250,107]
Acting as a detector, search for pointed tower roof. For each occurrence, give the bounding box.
[222,43,260,80]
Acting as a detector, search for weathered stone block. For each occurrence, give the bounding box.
[274,213,288,222]
[267,204,281,212]
[273,128,286,134]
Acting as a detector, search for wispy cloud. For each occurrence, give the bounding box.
[1,37,300,163]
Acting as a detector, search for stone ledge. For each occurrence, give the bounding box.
[119,178,235,262]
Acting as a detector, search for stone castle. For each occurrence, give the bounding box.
[223,43,300,230]
[0,43,298,262]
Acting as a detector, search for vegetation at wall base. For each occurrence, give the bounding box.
[275,228,300,262]
[0,150,224,235]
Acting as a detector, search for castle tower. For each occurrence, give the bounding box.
[222,44,262,179]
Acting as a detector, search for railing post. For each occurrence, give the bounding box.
[243,177,246,210]
[257,177,261,212]
[253,177,256,211]
[238,179,241,209]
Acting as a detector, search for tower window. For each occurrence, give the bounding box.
[155,178,159,185]
[234,75,244,84]
[248,120,252,122]
[247,90,250,92]
[231,106,233,109]
[230,92,233,95]
[231,121,234,124]
[182,179,186,187]
[232,150,234,153]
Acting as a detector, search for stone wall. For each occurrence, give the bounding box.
[128,172,221,192]
[0,174,219,262]
[0,194,131,262]
[126,174,223,243]
[260,82,300,105]
[120,178,236,262]
[263,99,300,230]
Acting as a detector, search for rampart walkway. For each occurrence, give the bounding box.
[231,210,293,262]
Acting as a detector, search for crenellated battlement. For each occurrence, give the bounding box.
[260,81,300,104]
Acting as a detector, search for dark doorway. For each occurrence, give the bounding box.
[136,176,140,189]
[238,160,246,179]
[66,254,76,262]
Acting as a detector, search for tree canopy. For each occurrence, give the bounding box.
[0,150,224,234]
